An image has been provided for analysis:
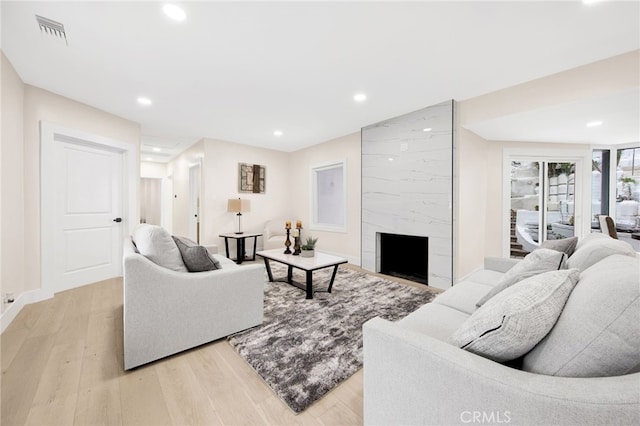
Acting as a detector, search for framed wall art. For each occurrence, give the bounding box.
[238,163,266,193]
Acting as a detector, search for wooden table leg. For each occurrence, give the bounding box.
[262,258,273,282]
[306,270,313,299]
[224,237,230,258]
[236,238,244,264]
[327,265,340,293]
[250,236,259,260]
[287,266,293,283]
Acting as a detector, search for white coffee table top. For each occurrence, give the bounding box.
[256,249,347,271]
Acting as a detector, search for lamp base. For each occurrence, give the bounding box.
[234,231,244,234]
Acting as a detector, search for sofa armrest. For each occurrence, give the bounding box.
[123,251,265,369]
[363,317,639,426]
[484,256,520,273]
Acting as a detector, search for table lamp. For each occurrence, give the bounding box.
[228,198,251,234]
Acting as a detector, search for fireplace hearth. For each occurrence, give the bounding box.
[378,233,428,285]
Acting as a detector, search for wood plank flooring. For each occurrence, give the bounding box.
[1,266,437,425]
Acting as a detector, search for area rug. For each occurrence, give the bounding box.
[227,264,438,414]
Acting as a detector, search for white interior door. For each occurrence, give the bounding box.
[52,142,123,292]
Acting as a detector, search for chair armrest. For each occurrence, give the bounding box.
[363,317,639,426]
[484,256,520,273]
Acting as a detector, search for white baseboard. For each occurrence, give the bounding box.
[1,289,54,334]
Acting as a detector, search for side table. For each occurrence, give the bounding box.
[219,232,262,264]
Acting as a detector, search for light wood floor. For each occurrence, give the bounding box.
[1,266,437,426]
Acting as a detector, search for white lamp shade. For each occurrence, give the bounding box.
[227,198,251,213]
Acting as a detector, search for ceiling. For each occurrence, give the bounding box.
[2,1,639,162]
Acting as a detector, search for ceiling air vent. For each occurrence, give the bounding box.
[35,15,68,45]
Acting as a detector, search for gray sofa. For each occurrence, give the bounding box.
[123,225,265,370]
[363,233,640,425]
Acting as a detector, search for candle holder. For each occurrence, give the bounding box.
[284,228,292,254]
[293,225,302,255]
[293,235,301,255]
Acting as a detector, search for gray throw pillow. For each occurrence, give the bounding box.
[539,236,578,257]
[172,236,221,272]
[132,224,188,272]
[476,249,566,308]
[451,269,580,363]
[523,255,640,377]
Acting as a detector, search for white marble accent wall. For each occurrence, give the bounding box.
[361,100,454,289]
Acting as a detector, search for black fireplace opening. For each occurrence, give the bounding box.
[379,233,428,285]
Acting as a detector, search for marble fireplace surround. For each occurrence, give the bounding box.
[361,100,454,290]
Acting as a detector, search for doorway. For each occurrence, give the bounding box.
[41,122,137,294]
[188,162,201,243]
[509,161,577,257]
[140,177,162,225]
[504,149,589,258]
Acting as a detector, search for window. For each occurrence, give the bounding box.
[310,160,346,232]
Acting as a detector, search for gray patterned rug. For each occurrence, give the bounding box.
[227,264,437,414]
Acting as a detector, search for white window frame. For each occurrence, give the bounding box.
[309,159,347,233]
[502,147,591,258]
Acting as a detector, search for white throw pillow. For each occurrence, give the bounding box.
[476,248,566,308]
[132,224,187,272]
[451,269,580,363]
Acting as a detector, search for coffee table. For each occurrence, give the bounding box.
[256,249,348,299]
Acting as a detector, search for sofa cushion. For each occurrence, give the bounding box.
[132,225,187,272]
[464,269,506,287]
[566,234,636,271]
[539,236,578,256]
[397,303,470,343]
[523,255,640,377]
[173,236,221,272]
[476,249,566,308]
[450,269,580,363]
[434,281,493,315]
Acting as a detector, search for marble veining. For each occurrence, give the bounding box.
[361,100,454,289]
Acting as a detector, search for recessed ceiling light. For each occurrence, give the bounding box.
[137,97,152,106]
[353,93,367,102]
[586,120,603,127]
[145,157,154,161]
[163,4,186,21]
[152,147,161,152]
[582,0,604,5]
[273,130,283,137]
[423,128,432,132]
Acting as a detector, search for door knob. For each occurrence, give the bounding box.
[113,217,123,223]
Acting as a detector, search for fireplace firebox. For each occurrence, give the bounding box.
[378,233,428,285]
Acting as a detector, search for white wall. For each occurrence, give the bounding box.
[1,52,25,313]
[0,81,140,304]
[289,132,361,263]
[168,138,291,253]
[455,50,639,279]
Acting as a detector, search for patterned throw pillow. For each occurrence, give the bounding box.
[476,248,566,308]
[451,269,580,363]
[172,236,221,272]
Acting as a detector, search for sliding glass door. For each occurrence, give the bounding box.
[509,160,576,258]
